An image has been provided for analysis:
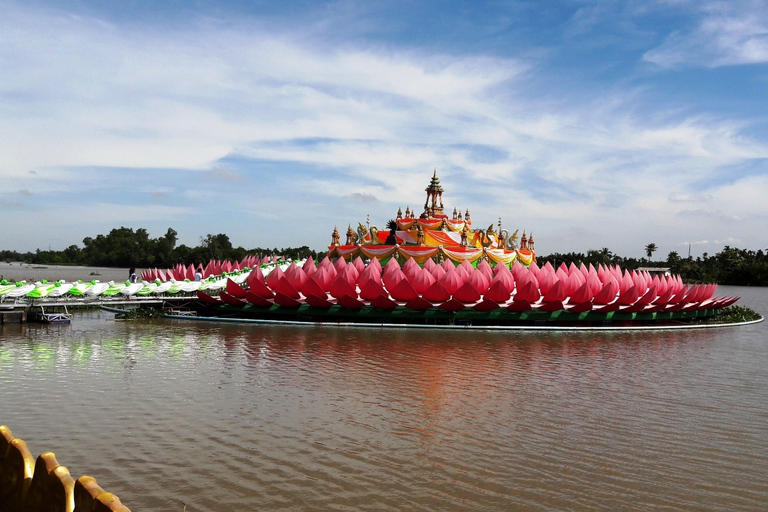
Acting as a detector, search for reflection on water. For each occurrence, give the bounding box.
[1,286,767,511]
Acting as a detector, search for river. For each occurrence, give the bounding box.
[1,285,767,511]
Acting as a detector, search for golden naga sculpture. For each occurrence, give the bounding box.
[499,228,519,250]
[357,222,380,246]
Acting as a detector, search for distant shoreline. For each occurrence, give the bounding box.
[0,262,131,283]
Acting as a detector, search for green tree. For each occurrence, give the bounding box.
[200,233,233,261]
[645,243,657,260]
[154,228,178,267]
[667,251,680,265]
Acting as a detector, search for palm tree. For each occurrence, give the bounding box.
[384,219,398,245]
[645,243,658,260]
[600,247,613,264]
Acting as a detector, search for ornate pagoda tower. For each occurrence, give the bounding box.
[422,169,445,219]
[327,169,536,267]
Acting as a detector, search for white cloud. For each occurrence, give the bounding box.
[669,192,715,203]
[644,1,768,68]
[1,1,767,257]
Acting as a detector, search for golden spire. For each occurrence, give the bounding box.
[331,226,340,246]
[345,225,356,245]
[423,169,445,218]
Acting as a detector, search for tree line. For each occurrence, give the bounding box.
[537,246,768,286]
[0,227,318,270]
[2,228,767,286]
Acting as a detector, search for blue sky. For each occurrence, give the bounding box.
[2,0,767,259]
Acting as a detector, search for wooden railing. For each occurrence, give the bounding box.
[0,425,131,511]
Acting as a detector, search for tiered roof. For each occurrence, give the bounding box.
[329,171,536,266]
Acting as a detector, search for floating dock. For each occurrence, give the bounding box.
[0,297,173,323]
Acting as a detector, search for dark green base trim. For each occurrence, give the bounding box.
[192,303,725,327]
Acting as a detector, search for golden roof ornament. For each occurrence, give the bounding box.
[331,226,340,246]
[328,170,536,263]
[423,168,445,218]
[345,225,356,245]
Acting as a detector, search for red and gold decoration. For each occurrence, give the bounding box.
[328,170,536,266]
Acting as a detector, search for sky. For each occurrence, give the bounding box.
[2,0,767,259]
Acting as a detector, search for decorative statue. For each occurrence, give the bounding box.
[331,226,340,246]
[465,209,471,222]
[397,207,403,220]
[416,224,426,246]
[471,225,496,248]
[357,222,379,245]
[499,228,519,250]
[345,225,358,245]
[452,207,458,220]
[460,225,469,247]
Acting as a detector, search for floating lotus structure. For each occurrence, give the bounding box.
[0,256,739,327]
[1,171,741,327]
[0,256,278,301]
[187,171,738,326]
[139,254,271,282]
[192,255,738,326]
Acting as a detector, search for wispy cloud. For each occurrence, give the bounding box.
[685,237,742,248]
[1,1,767,258]
[644,0,768,68]
[344,192,379,203]
[207,166,246,182]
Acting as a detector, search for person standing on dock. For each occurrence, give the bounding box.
[129,268,138,283]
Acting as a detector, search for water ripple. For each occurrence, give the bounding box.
[1,286,767,510]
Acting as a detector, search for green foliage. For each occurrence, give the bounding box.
[693,306,763,324]
[384,219,398,245]
[538,245,768,286]
[668,246,768,286]
[4,227,318,270]
[537,251,641,270]
[115,306,166,320]
[644,243,657,259]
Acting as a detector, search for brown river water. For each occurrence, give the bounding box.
[1,284,767,511]
[0,262,131,283]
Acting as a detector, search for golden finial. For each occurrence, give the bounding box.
[331,226,340,246]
